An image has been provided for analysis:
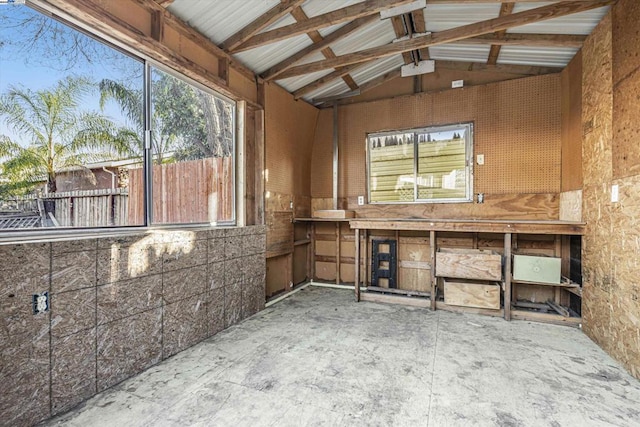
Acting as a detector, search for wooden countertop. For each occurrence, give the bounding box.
[348,218,585,235]
[295,217,585,235]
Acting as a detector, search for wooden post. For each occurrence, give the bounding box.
[336,222,341,285]
[430,230,437,310]
[310,223,315,281]
[364,229,369,288]
[355,227,360,302]
[504,232,512,320]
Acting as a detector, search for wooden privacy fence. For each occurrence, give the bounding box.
[43,188,129,227]
[128,156,234,225]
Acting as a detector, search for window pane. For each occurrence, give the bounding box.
[369,132,415,203]
[417,127,468,201]
[150,67,234,224]
[0,4,144,230]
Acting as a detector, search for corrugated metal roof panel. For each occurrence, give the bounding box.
[350,55,405,86]
[330,18,396,56]
[510,4,610,35]
[276,69,336,93]
[305,79,351,102]
[167,0,281,45]
[498,46,579,67]
[421,4,502,32]
[234,34,313,74]
[429,44,491,63]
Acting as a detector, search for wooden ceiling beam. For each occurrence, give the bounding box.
[232,0,416,53]
[487,2,515,65]
[425,0,600,2]
[463,33,586,47]
[293,63,364,99]
[154,0,174,7]
[262,15,377,81]
[221,0,306,51]
[289,7,359,92]
[276,0,613,79]
[391,15,416,64]
[411,8,430,60]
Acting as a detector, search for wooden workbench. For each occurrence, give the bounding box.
[349,218,585,324]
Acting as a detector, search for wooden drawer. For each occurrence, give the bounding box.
[444,279,501,310]
[436,248,502,281]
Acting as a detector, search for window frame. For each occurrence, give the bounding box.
[0,1,239,241]
[366,122,474,204]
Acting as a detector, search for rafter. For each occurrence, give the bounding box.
[425,0,600,2]
[487,3,515,65]
[293,63,364,99]
[232,0,416,53]
[221,0,306,51]
[290,7,359,92]
[391,15,415,64]
[411,8,431,60]
[276,0,613,79]
[262,15,378,81]
[463,33,586,47]
[153,0,174,7]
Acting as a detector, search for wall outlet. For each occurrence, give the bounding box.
[357,196,365,205]
[452,80,464,88]
[477,154,485,165]
[33,292,49,314]
[611,184,619,203]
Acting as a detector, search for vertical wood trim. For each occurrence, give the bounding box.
[430,230,437,310]
[236,101,246,227]
[364,229,369,287]
[355,228,361,301]
[504,232,512,320]
[255,109,265,225]
[336,222,341,285]
[310,223,316,281]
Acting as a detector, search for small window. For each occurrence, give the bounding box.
[368,123,473,203]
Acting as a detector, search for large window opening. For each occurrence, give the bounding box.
[368,123,473,203]
[0,2,235,231]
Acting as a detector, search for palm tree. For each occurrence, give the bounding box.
[0,76,134,194]
[99,77,179,164]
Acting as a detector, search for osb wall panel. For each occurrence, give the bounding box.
[561,51,583,191]
[265,83,318,203]
[612,0,640,179]
[311,75,562,218]
[559,190,582,222]
[582,7,640,380]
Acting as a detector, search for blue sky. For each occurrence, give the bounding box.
[0,3,141,145]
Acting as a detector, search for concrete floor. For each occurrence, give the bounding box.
[45,286,640,427]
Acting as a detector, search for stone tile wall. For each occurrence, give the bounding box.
[0,226,266,426]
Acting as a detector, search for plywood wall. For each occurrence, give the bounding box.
[264,83,319,295]
[581,0,640,380]
[561,51,583,192]
[311,74,562,220]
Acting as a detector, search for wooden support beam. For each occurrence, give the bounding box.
[391,15,415,64]
[463,33,587,48]
[263,15,377,81]
[355,228,361,301]
[233,0,416,52]
[487,2,515,65]
[504,233,512,321]
[222,0,306,51]
[290,7,360,92]
[293,63,363,99]
[426,0,600,2]
[276,0,614,78]
[430,230,437,310]
[150,9,164,42]
[436,60,562,75]
[154,0,174,7]
[411,8,430,60]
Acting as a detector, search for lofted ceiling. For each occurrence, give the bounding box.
[158,0,611,105]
